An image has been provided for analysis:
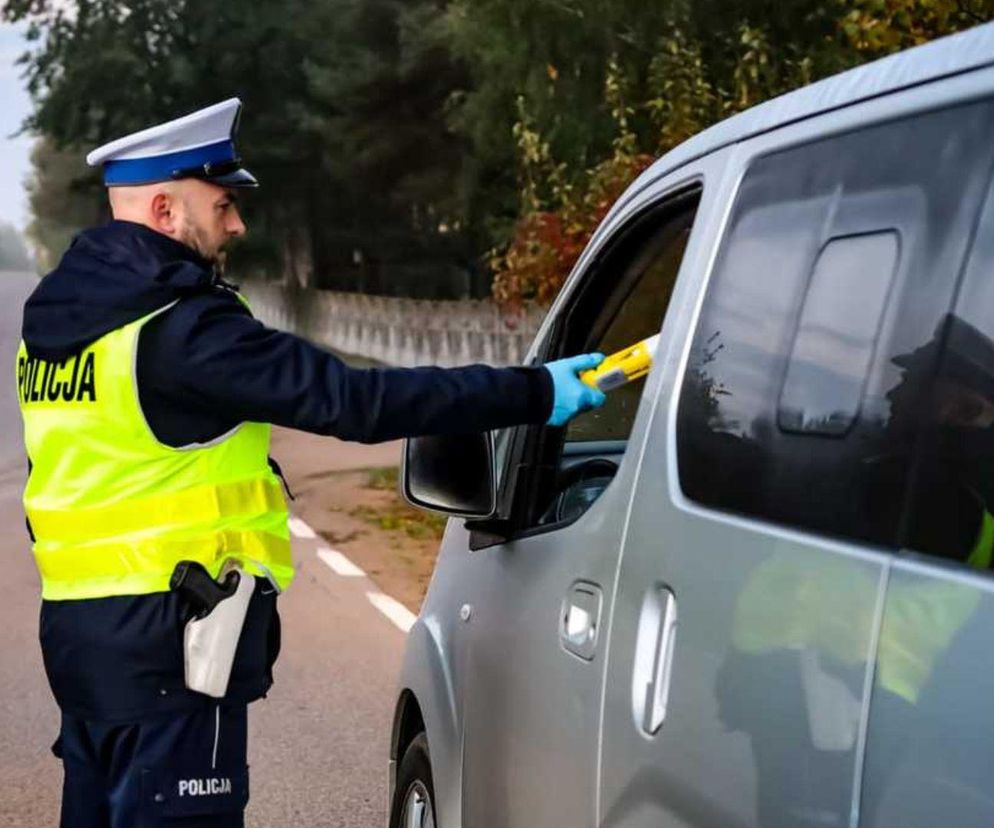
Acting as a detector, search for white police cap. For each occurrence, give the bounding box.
[86,98,257,188]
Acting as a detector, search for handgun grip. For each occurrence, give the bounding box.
[171,560,239,618]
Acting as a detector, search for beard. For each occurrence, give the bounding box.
[179,216,222,265]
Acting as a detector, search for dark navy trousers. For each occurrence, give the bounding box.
[54,704,248,827]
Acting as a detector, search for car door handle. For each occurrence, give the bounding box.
[632,586,678,735]
[560,580,602,661]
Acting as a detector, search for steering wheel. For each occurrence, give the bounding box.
[542,457,620,525]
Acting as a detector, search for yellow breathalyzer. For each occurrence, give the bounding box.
[580,334,660,392]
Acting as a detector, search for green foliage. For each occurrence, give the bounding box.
[490,64,654,309]
[646,23,719,150]
[488,0,987,306]
[25,138,105,270]
[356,466,447,540]
[4,0,987,298]
[364,465,400,492]
[841,0,994,54]
[5,0,481,294]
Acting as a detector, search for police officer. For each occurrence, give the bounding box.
[17,98,605,828]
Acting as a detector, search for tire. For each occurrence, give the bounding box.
[390,732,437,828]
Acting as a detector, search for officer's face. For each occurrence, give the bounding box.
[176,180,246,263]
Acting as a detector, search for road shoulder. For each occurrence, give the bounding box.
[270,427,444,613]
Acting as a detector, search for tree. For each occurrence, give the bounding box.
[840,0,994,54]
[488,0,992,307]
[26,138,105,270]
[5,0,990,303]
[0,221,33,271]
[299,0,485,295]
[4,0,488,296]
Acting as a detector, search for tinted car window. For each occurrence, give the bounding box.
[899,173,994,568]
[677,101,994,547]
[779,232,898,436]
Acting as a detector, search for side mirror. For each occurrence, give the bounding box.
[401,431,498,519]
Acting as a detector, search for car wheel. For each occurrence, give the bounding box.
[390,732,437,828]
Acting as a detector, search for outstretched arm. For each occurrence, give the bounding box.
[141,290,557,443]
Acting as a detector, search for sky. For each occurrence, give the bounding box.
[0,22,33,233]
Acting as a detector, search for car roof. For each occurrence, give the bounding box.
[614,21,994,212]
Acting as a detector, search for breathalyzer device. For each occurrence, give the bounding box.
[580,333,660,392]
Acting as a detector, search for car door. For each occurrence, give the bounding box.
[457,176,714,828]
[598,94,994,828]
[860,145,994,828]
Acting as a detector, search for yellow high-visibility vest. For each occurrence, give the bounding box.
[16,301,293,601]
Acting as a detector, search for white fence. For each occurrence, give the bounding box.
[241,280,547,367]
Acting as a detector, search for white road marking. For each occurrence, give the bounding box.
[288,516,317,539]
[317,547,365,577]
[292,513,414,633]
[366,591,417,633]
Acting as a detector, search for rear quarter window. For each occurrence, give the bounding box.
[676,99,994,549]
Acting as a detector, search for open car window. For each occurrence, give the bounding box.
[566,206,696,443]
[491,186,702,535]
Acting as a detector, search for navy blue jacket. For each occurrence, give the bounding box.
[22,220,552,721]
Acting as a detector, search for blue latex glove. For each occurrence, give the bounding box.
[544,353,607,426]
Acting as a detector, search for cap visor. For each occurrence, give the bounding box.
[208,167,258,188]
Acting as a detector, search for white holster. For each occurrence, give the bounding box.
[183,564,254,698]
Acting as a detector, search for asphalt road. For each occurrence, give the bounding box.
[0,271,407,827]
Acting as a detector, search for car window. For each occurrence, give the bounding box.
[677,99,994,549]
[566,204,696,443]
[490,187,702,535]
[900,172,994,570]
[778,231,899,437]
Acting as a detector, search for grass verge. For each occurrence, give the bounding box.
[352,466,448,541]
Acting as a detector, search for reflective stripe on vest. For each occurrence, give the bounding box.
[17,301,293,600]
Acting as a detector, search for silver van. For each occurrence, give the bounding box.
[389,23,994,828]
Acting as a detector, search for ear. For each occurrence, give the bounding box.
[150,190,178,236]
